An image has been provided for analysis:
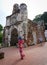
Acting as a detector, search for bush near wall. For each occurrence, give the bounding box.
[0,33,3,43]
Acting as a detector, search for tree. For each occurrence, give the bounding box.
[0,24,3,32]
[41,12,47,29]
[33,14,42,23]
[0,24,3,43]
[33,12,47,29]
[0,33,3,43]
[41,12,47,24]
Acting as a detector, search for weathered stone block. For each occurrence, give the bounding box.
[0,52,4,59]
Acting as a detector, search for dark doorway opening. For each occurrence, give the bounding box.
[10,28,18,46]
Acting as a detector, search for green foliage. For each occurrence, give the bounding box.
[0,24,3,32]
[33,14,42,23]
[41,12,47,29]
[33,12,47,29]
[33,12,47,24]
[0,32,3,43]
[41,12,47,23]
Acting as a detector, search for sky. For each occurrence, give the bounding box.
[0,0,47,27]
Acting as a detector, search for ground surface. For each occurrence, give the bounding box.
[0,42,47,65]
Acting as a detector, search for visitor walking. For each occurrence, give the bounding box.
[39,37,43,46]
[18,36,25,60]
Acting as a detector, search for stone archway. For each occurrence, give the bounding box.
[10,28,18,46]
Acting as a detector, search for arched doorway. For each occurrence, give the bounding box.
[10,28,18,46]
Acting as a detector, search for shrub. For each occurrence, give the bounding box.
[0,33,3,43]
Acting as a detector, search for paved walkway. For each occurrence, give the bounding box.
[0,42,47,65]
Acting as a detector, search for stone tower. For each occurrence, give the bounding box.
[20,3,27,21]
[12,3,20,14]
[20,3,28,41]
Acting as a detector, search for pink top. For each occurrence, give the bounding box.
[18,40,24,48]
